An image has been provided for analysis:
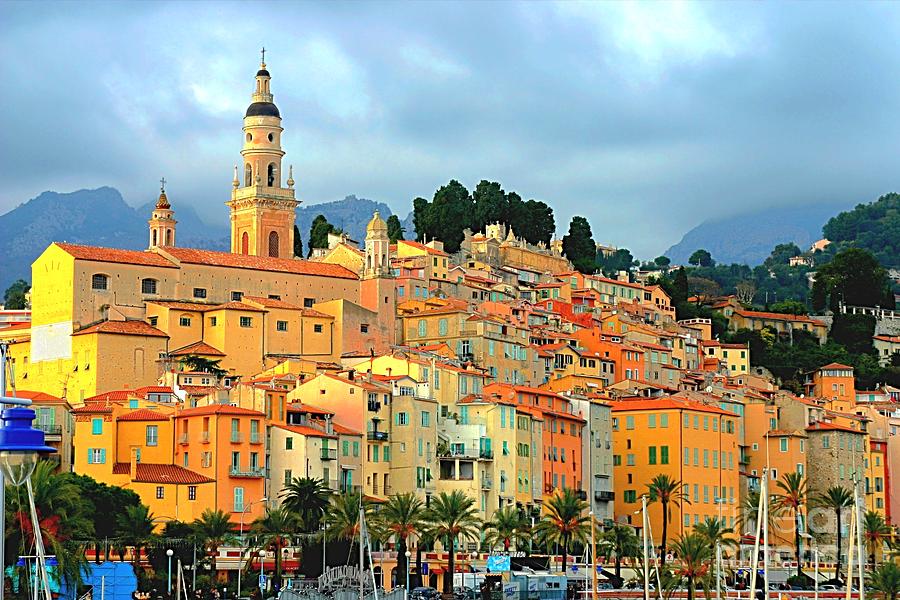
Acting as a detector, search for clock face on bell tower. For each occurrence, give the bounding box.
[226,50,299,259]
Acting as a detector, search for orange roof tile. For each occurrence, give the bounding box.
[117,408,171,422]
[332,422,363,436]
[163,247,358,279]
[112,463,214,484]
[5,390,63,403]
[806,422,864,434]
[72,403,114,414]
[56,243,177,268]
[398,240,449,257]
[609,396,736,416]
[819,362,854,371]
[208,301,267,312]
[276,424,336,439]
[243,295,304,310]
[176,404,265,418]
[73,320,168,338]
[170,341,226,357]
[733,309,825,325]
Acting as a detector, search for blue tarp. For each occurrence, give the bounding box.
[59,562,138,600]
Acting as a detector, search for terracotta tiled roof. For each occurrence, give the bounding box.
[135,385,175,395]
[398,240,449,257]
[819,362,854,371]
[56,243,177,268]
[276,424,335,439]
[287,403,334,416]
[208,301,267,312]
[72,403,114,414]
[332,422,362,436]
[733,309,825,325]
[6,390,62,403]
[162,247,358,279]
[806,422,864,434]
[117,408,171,422]
[176,404,265,418]
[609,396,737,416]
[145,300,218,311]
[180,385,219,395]
[73,320,168,338]
[170,341,226,357]
[243,295,304,310]
[112,462,214,484]
[874,335,900,343]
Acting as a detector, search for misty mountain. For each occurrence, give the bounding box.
[664,203,851,266]
[0,187,229,292]
[0,188,415,294]
[297,195,412,248]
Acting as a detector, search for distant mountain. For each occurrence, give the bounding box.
[0,187,228,292]
[297,195,413,249]
[665,203,851,266]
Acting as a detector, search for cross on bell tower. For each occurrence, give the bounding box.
[148,177,176,249]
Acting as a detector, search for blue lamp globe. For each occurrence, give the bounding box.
[0,407,56,485]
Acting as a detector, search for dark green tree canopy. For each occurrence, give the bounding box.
[308,214,342,256]
[811,247,894,311]
[596,248,635,276]
[764,243,803,268]
[3,279,30,309]
[562,216,597,274]
[386,214,405,243]
[654,255,671,267]
[823,192,900,267]
[293,224,303,258]
[688,248,715,267]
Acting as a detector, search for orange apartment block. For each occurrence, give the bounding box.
[610,396,741,542]
[483,383,585,496]
[173,404,268,523]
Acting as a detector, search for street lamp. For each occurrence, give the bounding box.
[167,549,174,594]
[0,405,56,600]
[405,550,412,600]
[238,497,268,594]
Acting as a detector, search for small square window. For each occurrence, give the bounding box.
[91,274,108,291]
[231,291,243,301]
[179,317,191,327]
[188,486,197,501]
[156,486,165,499]
[193,288,207,299]
[276,320,288,332]
[240,316,252,328]
[304,298,315,308]
[314,324,323,333]
[360,324,369,334]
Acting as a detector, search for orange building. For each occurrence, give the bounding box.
[610,396,741,543]
[571,328,645,383]
[174,404,268,523]
[483,383,585,496]
[806,363,856,409]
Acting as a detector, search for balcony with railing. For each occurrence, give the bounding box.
[321,447,337,461]
[367,431,388,442]
[594,490,615,502]
[201,431,210,443]
[230,432,243,443]
[229,467,265,478]
[481,476,493,490]
[250,431,262,444]
[178,433,189,445]
[36,424,63,439]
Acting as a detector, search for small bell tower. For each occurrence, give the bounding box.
[149,177,176,249]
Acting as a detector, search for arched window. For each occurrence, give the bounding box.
[241,232,249,254]
[268,231,280,257]
[267,163,277,187]
[152,230,158,247]
[244,163,252,187]
[91,274,109,291]
[141,278,158,295]
[165,229,172,246]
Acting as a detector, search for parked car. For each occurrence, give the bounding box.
[411,587,442,600]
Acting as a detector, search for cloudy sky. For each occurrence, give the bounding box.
[2,1,899,257]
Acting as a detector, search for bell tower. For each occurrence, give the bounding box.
[148,177,176,249]
[227,49,299,258]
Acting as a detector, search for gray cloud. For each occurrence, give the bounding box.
[2,1,899,257]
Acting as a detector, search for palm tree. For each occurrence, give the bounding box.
[599,524,640,579]
[863,510,891,567]
[280,476,332,532]
[739,489,784,534]
[252,506,300,589]
[774,472,807,578]
[116,504,155,576]
[423,490,482,593]
[192,508,237,579]
[5,462,91,589]
[646,474,690,566]
[669,534,713,600]
[814,486,853,578]
[693,517,738,555]
[323,490,375,564]
[869,561,900,600]
[533,488,590,574]
[483,506,530,552]
[379,493,425,587]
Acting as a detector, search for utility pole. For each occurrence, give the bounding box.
[641,495,650,600]
[590,511,598,600]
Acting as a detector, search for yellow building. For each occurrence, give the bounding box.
[701,340,750,375]
[396,240,450,282]
[611,396,741,539]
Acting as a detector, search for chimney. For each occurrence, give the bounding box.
[130,446,140,479]
[348,369,355,381]
[386,367,392,378]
